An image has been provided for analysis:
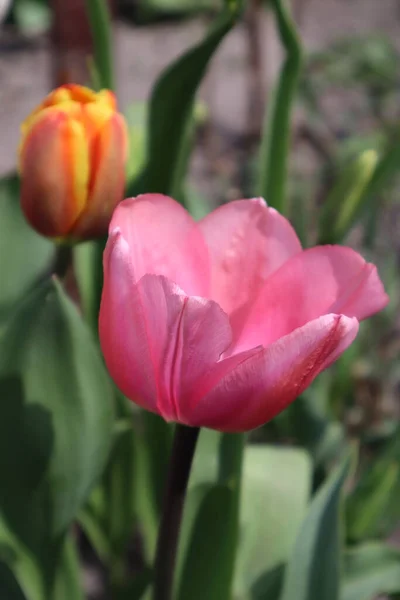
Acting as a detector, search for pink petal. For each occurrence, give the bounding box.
[231,245,389,354]
[99,231,157,413]
[198,198,302,315]
[187,314,359,432]
[108,194,210,296]
[99,230,234,421]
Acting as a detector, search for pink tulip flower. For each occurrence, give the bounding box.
[99,194,388,432]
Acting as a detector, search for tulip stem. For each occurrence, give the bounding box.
[53,244,73,279]
[153,424,200,600]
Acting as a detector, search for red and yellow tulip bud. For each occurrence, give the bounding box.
[19,84,128,241]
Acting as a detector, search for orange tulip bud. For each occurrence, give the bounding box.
[19,84,128,241]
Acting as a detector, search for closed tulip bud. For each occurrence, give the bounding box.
[19,84,128,241]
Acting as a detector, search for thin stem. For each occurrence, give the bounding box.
[53,244,73,279]
[153,424,200,600]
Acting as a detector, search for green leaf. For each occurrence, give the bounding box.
[104,418,137,584]
[346,428,400,542]
[125,103,148,185]
[113,568,153,600]
[130,419,160,563]
[175,482,214,593]
[179,439,311,600]
[281,452,353,600]
[0,175,54,322]
[235,446,311,597]
[137,2,242,198]
[175,484,238,600]
[289,373,345,467]
[363,141,400,248]
[342,543,400,600]
[142,413,173,518]
[188,428,221,486]
[79,486,111,564]
[250,564,285,600]
[54,535,84,600]
[318,150,378,244]
[0,280,114,587]
[257,0,302,215]
[0,513,43,600]
[73,239,104,337]
[0,561,28,600]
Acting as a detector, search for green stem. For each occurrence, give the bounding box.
[257,0,302,215]
[84,0,114,90]
[53,244,73,279]
[153,425,200,600]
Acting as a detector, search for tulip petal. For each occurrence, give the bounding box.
[109,195,210,296]
[72,113,128,238]
[20,109,89,237]
[198,198,301,315]
[99,230,232,420]
[230,245,389,353]
[188,314,359,432]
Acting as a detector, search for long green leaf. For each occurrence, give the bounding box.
[135,2,243,199]
[235,445,311,597]
[54,535,84,600]
[281,452,352,600]
[104,426,137,585]
[0,561,28,600]
[114,568,153,600]
[73,240,105,337]
[346,428,400,542]
[176,484,237,600]
[250,564,285,600]
[363,141,400,248]
[342,543,400,600]
[177,440,311,600]
[0,174,54,322]
[0,280,114,590]
[318,150,378,244]
[257,0,302,215]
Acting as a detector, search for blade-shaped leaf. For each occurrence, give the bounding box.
[318,150,378,244]
[132,1,243,198]
[280,452,352,600]
[114,568,153,600]
[0,174,54,321]
[177,439,311,600]
[342,543,400,600]
[175,484,237,600]
[0,280,114,586]
[346,428,400,542]
[235,446,311,597]
[54,535,84,600]
[250,564,285,600]
[0,561,28,600]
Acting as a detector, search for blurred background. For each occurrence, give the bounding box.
[1,1,400,598]
[1,0,400,214]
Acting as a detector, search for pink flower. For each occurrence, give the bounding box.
[99,194,388,432]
